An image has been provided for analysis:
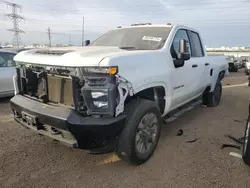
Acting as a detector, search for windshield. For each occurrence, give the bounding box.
[90,27,172,50]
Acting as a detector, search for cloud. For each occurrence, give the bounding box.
[0,0,250,47]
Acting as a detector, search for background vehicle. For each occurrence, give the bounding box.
[227,56,239,72]
[244,58,250,75]
[239,57,248,68]
[0,48,31,98]
[10,24,228,164]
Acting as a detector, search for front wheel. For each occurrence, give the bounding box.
[243,116,250,166]
[116,98,162,165]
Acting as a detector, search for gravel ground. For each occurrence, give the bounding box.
[1,70,250,188]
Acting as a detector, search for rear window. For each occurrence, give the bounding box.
[190,32,204,57]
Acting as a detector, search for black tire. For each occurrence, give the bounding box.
[116,98,162,165]
[243,116,250,166]
[203,81,222,107]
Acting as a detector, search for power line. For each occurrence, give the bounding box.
[4,1,25,47]
[46,27,51,47]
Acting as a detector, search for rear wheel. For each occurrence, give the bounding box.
[203,81,222,107]
[116,98,162,165]
[243,116,250,166]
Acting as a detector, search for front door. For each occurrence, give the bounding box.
[170,29,195,108]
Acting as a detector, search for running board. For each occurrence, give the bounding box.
[163,100,202,124]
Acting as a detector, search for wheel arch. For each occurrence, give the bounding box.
[127,84,167,115]
[210,70,226,92]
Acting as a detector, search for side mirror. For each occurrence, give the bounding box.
[85,40,90,46]
[173,39,190,68]
[178,39,191,61]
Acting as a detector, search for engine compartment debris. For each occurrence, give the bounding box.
[220,134,244,150]
[233,119,247,123]
[221,144,241,150]
[227,135,244,144]
[186,138,198,143]
[177,129,184,136]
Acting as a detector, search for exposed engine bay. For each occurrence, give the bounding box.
[15,63,133,117]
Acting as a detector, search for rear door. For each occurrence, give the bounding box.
[187,31,208,96]
[0,52,16,95]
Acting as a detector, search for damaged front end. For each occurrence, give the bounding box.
[14,63,132,117]
[11,62,133,151]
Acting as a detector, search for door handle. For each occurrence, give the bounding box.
[192,64,198,68]
[205,63,210,66]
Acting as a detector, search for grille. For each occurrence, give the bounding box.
[47,75,74,106]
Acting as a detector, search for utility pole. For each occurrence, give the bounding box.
[4,1,25,47]
[46,27,51,47]
[69,36,71,46]
[82,17,84,46]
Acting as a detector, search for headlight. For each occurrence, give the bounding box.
[80,66,118,116]
[82,67,118,75]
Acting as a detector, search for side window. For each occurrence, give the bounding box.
[190,32,204,57]
[171,29,190,59]
[0,52,16,67]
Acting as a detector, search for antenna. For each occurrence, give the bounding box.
[46,27,51,47]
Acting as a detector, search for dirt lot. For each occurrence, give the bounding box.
[1,70,250,188]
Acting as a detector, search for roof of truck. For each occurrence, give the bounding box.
[119,24,174,29]
[117,24,198,33]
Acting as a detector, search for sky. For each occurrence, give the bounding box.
[0,0,250,47]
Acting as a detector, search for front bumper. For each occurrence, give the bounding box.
[10,95,126,151]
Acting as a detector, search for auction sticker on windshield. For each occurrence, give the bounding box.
[142,36,162,42]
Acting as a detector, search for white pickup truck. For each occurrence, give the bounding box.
[10,23,228,165]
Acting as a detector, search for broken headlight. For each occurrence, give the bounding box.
[81,67,118,116]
